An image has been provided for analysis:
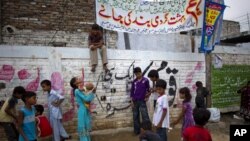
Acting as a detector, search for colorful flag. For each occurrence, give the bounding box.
[200,0,226,53]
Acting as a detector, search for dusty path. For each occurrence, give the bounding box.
[1,113,248,141]
[91,113,250,141]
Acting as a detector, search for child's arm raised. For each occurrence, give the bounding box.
[17,110,29,141]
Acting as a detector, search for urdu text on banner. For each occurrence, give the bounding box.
[96,0,205,34]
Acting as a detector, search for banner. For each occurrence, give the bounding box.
[200,0,226,52]
[96,0,205,34]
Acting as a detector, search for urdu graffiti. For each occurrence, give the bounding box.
[91,60,179,118]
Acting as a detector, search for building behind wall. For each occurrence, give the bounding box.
[221,20,241,37]
[0,0,117,48]
[0,1,244,50]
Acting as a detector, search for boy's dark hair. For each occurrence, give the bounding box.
[35,104,44,115]
[133,67,142,73]
[22,91,36,103]
[40,80,51,86]
[179,87,192,102]
[0,82,6,89]
[141,120,152,131]
[156,79,167,89]
[13,86,26,96]
[147,69,159,79]
[193,108,211,126]
[92,23,100,30]
[196,81,203,87]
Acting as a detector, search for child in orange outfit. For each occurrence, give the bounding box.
[82,82,95,111]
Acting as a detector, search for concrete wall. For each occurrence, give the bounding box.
[213,45,250,65]
[0,45,205,140]
[221,20,241,37]
[117,32,195,52]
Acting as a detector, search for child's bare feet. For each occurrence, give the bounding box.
[103,64,109,72]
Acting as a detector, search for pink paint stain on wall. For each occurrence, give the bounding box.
[51,72,64,95]
[50,72,74,121]
[26,68,40,92]
[0,65,15,82]
[184,62,203,93]
[18,69,31,80]
[185,78,193,84]
[62,89,75,122]
[82,67,85,84]
[192,84,197,90]
[194,61,202,71]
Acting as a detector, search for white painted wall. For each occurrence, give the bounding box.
[117,32,202,52]
[0,45,205,138]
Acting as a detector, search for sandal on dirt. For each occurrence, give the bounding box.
[61,135,72,141]
[103,65,109,73]
[91,66,96,72]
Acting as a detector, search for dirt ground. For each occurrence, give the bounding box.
[90,112,250,141]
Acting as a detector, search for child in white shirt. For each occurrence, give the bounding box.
[153,79,170,141]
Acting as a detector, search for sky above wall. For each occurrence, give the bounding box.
[224,0,250,21]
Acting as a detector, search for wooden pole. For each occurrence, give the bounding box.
[205,53,212,108]
[124,32,131,50]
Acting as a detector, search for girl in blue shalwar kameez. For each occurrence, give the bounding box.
[70,77,95,141]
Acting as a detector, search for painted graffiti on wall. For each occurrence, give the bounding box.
[26,68,40,92]
[185,61,203,93]
[50,71,75,121]
[156,61,179,107]
[18,69,31,80]
[91,60,180,118]
[115,61,135,95]
[51,72,64,94]
[0,65,15,82]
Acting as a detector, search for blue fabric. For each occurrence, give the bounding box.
[18,106,36,141]
[132,100,150,134]
[75,89,94,141]
[139,130,161,141]
[156,127,167,141]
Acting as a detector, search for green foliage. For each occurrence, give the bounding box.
[211,65,250,108]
